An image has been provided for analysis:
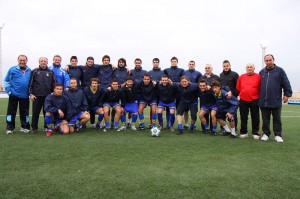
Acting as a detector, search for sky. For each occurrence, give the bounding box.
[0,0,300,91]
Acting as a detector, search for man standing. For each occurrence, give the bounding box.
[49,55,70,90]
[67,56,82,88]
[236,63,261,139]
[259,54,292,143]
[219,60,239,134]
[29,57,56,133]
[130,58,147,82]
[4,55,31,134]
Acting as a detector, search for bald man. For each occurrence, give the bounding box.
[29,57,56,133]
[236,63,261,139]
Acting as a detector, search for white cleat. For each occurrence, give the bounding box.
[116,125,126,132]
[275,136,284,143]
[261,134,269,141]
[91,123,96,128]
[6,130,13,134]
[20,128,30,133]
[131,124,137,131]
[253,134,260,140]
[239,134,248,138]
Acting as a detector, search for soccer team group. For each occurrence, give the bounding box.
[4,54,292,142]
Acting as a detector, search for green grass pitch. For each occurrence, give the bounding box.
[0,98,299,199]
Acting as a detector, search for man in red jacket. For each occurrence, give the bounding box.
[236,63,261,139]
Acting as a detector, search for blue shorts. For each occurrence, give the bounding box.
[69,112,84,125]
[158,101,176,110]
[201,104,217,112]
[103,102,121,109]
[139,99,157,106]
[90,106,100,112]
[124,102,138,113]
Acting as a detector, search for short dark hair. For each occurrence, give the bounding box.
[87,56,94,61]
[211,81,221,88]
[102,55,110,62]
[161,74,169,79]
[134,58,142,63]
[171,56,178,62]
[90,78,99,84]
[18,54,28,60]
[54,83,63,88]
[70,78,77,81]
[223,60,230,65]
[198,79,207,84]
[126,76,134,81]
[70,56,77,61]
[152,58,160,63]
[180,76,190,82]
[264,54,275,60]
[143,73,151,79]
[112,79,119,83]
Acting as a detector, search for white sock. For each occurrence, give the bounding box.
[231,127,237,136]
[223,125,231,132]
[127,119,131,124]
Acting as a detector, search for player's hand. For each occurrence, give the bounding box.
[65,88,69,91]
[226,113,233,120]
[206,85,211,90]
[58,109,64,118]
[107,87,112,91]
[226,91,232,99]
[283,96,289,103]
[152,81,157,86]
[30,94,37,102]
[64,65,69,72]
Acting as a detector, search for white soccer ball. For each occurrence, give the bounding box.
[150,127,161,137]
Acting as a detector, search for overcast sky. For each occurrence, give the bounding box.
[1,0,299,91]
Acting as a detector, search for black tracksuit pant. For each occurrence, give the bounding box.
[260,107,282,137]
[6,95,30,130]
[239,99,260,135]
[31,96,47,130]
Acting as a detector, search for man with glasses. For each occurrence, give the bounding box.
[4,55,31,134]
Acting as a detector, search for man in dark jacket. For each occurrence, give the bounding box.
[67,56,82,88]
[65,78,90,133]
[130,58,147,83]
[259,54,292,143]
[29,57,56,133]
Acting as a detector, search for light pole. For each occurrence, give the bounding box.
[0,21,4,91]
[260,41,268,69]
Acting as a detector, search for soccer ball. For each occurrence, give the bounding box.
[150,127,161,137]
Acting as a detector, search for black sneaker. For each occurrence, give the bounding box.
[203,129,211,134]
[176,129,183,135]
[183,125,189,130]
[103,127,110,132]
[139,124,145,130]
[190,127,195,133]
[211,131,216,136]
[229,134,237,138]
[219,129,230,136]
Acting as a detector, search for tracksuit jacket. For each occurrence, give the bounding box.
[164,66,184,83]
[148,68,164,82]
[138,81,158,103]
[68,66,83,88]
[174,83,199,104]
[198,89,217,107]
[102,89,124,106]
[4,65,31,98]
[122,84,139,103]
[98,64,114,88]
[113,66,129,85]
[157,84,177,104]
[44,93,73,121]
[183,69,202,83]
[64,88,89,116]
[29,66,56,97]
[83,86,106,108]
[220,69,239,97]
[80,64,101,88]
[215,90,239,114]
[200,73,220,86]
[258,65,292,108]
[130,67,147,83]
[48,64,70,88]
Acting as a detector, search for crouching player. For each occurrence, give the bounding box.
[120,76,139,131]
[211,81,239,138]
[44,83,73,136]
[198,80,217,135]
[102,79,125,132]
[138,73,158,130]
[173,76,199,135]
[65,78,90,132]
[157,75,177,132]
[83,78,105,128]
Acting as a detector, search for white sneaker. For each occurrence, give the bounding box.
[275,136,284,143]
[131,124,137,131]
[239,134,248,138]
[116,125,126,132]
[261,134,269,141]
[253,135,260,140]
[6,130,13,134]
[91,123,96,128]
[20,128,30,133]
